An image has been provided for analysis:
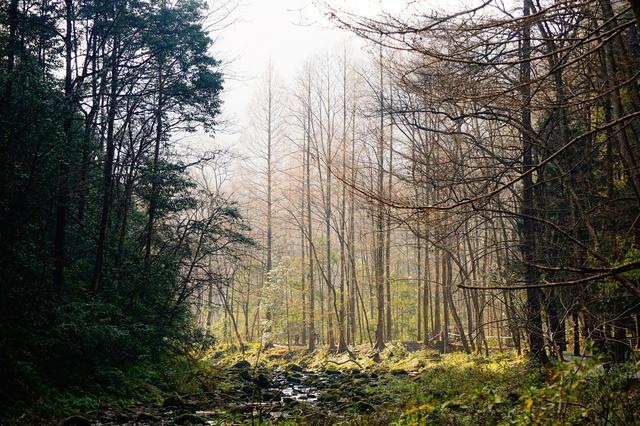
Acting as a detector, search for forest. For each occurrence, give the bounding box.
[1,0,639,424]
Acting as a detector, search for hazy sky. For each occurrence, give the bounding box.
[208,0,404,150]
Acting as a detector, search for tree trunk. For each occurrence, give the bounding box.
[521,0,549,364]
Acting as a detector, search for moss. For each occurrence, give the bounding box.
[174,413,206,425]
[61,415,91,426]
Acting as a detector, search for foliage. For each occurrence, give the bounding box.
[0,0,251,421]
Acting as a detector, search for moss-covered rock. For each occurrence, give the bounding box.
[61,415,91,426]
[232,360,251,369]
[174,413,206,425]
[286,363,304,372]
[162,395,183,408]
[254,373,271,388]
[136,412,160,422]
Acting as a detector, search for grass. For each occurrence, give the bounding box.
[205,343,639,425]
[7,342,639,425]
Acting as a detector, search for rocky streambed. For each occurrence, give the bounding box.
[60,362,407,425]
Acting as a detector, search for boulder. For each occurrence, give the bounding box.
[136,412,160,422]
[232,360,252,369]
[286,363,304,372]
[162,395,183,408]
[357,401,375,413]
[261,390,281,401]
[287,375,301,384]
[174,413,206,425]
[255,373,271,388]
[61,415,91,426]
[114,412,133,423]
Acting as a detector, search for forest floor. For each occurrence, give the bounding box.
[31,343,640,425]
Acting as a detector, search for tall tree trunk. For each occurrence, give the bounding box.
[144,56,164,268]
[447,255,471,354]
[337,52,348,353]
[434,246,441,345]
[385,92,393,341]
[91,12,120,294]
[301,127,307,346]
[417,229,422,341]
[6,0,19,73]
[521,0,549,364]
[348,104,357,345]
[423,233,431,346]
[53,0,74,291]
[374,46,386,352]
[306,76,316,352]
[442,250,449,353]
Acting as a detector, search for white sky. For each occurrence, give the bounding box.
[208,0,406,149]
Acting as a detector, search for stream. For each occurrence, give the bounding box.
[62,364,389,425]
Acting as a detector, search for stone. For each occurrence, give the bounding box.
[349,369,365,378]
[287,363,304,372]
[237,369,252,381]
[114,412,132,422]
[61,415,91,426]
[174,413,206,425]
[255,373,271,388]
[261,390,281,401]
[232,360,251,369]
[318,390,340,403]
[136,412,160,422]
[287,375,301,384]
[162,395,183,408]
[240,384,254,395]
[357,402,375,413]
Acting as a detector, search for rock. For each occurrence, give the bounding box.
[287,363,304,372]
[261,390,281,401]
[302,377,319,387]
[255,373,271,388]
[357,401,375,413]
[114,412,133,422]
[402,341,423,352]
[318,390,340,403]
[136,412,160,422]
[237,369,252,381]
[174,413,206,425]
[61,415,91,426]
[182,399,199,409]
[162,395,184,407]
[287,375,301,384]
[508,392,521,402]
[232,360,252,369]
[240,384,255,395]
[349,369,365,378]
